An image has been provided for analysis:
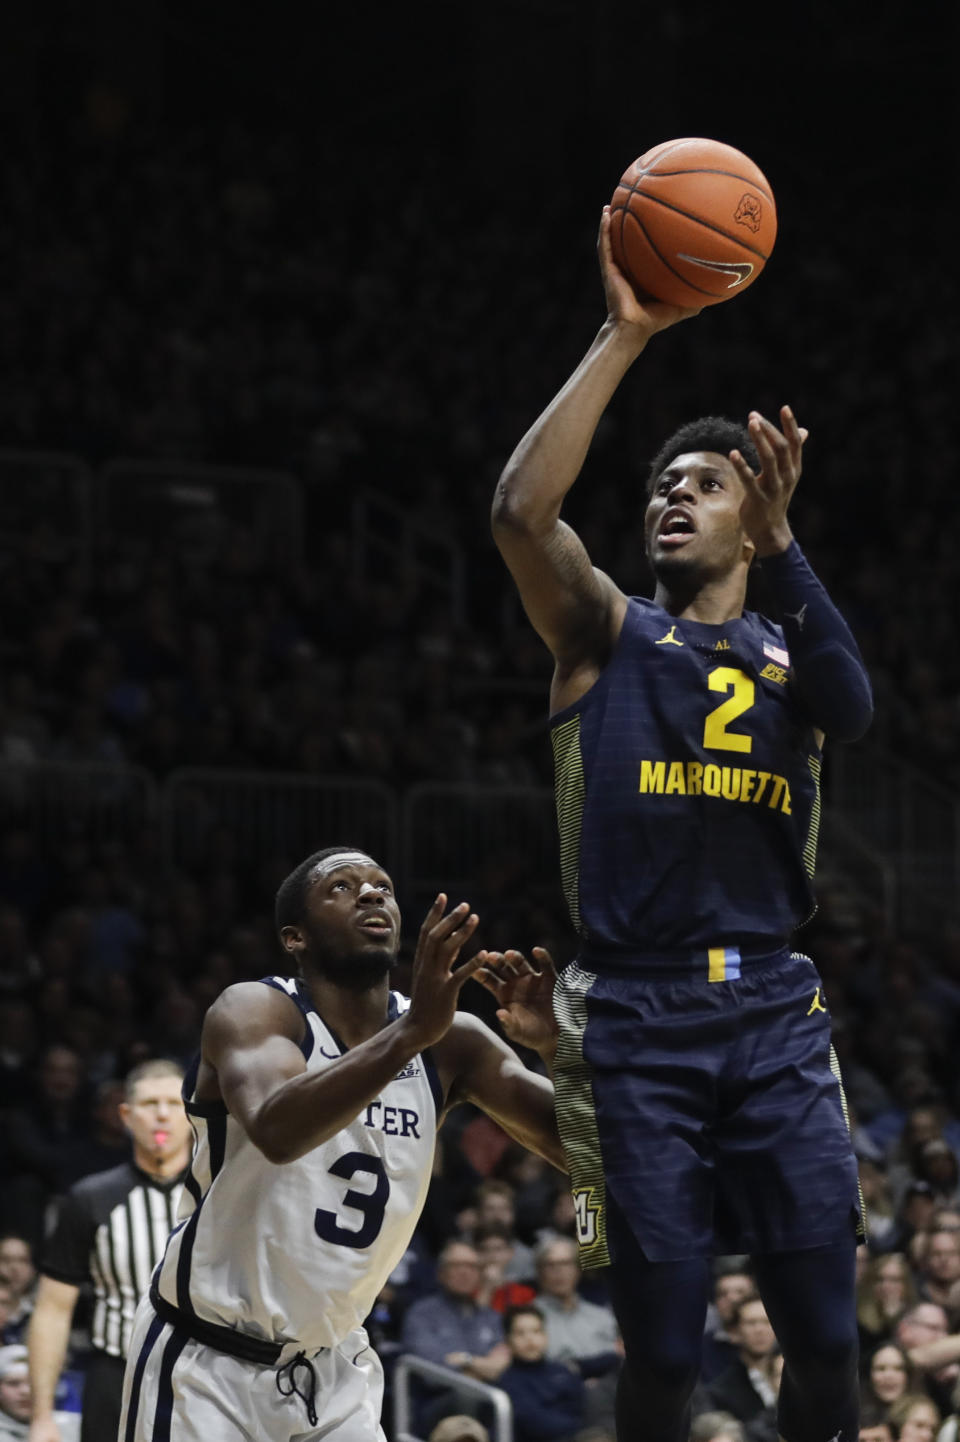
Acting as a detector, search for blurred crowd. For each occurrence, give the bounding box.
[0,76,958,1442]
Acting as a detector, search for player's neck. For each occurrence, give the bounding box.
[306,975,394,1049]
[654,568,747,623]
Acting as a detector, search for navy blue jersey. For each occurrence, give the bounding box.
[550,596,821,957]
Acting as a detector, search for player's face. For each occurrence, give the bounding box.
[296,862,402,989]
[120,1075,191,1165]
[644,451,753,584]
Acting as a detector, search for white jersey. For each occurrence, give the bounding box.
[154,977,441,1354]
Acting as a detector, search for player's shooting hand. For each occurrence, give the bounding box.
[732,404,808,557]
[473,946,559,1061]
[598,207,701,340]
[406,894,483,1048]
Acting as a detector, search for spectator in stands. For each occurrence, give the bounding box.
[496,1304,584,1442]
[531,1238,619,1379]
[859,1255,920,1351]
[744,1351,784,1442]
[470,1181,535,1283]
[862,1345,916,1411]
[400,1241,509,1383]
[689,1413,746,1442]
[918,1231,960,1311]
[698,1296,779,1426]
[427,1418,489,1442]
[701,1265,757,1383]
[888,1394,942,1442]
[0,1344,32,1441]
[914,1145,960,1212]
[474,1225,536,1313]
[858,1401,895,1442]
[0,1243,34,1347]
[895,1304,960,1416]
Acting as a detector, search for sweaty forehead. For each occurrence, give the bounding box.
[658,450,736,479]
[308,856,391,889]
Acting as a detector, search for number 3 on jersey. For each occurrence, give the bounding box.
[314,1152,389,1249]
[703,667,755,753]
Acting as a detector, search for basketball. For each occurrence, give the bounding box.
[609,137,777,309]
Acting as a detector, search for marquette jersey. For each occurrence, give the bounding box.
[155,979,442,1353]
[551,598,821,954]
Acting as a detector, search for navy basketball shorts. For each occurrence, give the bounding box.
[552,945,863,1268]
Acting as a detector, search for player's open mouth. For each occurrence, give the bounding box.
[154,1130,169,1146]
[658,509,696,546]
[358,918,392,936]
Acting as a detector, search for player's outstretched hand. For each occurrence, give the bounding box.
[406,894,483,1048]
[473,947,559,1060]
[598,207,702,338]
[732,404,808,558]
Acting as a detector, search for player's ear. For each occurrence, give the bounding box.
[118,1102,132,1134]
[279,925,304,958]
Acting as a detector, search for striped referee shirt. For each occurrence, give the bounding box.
[40,1161,185,1358]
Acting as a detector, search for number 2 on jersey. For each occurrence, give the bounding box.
[703,667,755,754]
[314,1152,389,1249]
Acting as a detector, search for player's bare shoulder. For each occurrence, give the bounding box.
[203,980,304,1046]
[195,981,306,1102]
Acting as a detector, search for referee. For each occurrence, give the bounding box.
[26,1059,191,1442]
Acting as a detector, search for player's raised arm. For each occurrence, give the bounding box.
[732,407,874,742]
[205,896,485,1164]
[491,209,699,694]
[433,947,566,1172]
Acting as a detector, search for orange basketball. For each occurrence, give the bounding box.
[609,137,777,308]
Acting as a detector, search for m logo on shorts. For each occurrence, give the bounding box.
[573,1187,601,1247]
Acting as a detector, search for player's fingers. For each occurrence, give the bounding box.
[439,912,480,963]
[729,449,760,488]
[501,949,535,976]
[747,415,784,483]
[450,948,488,990]
[428,901,473,943]
[531,946,559,981]
[418,894,447,939]
[779,405,808,464]
[473,967,506,998]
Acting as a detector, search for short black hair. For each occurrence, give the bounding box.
[274,846,362,935]
[503,1303,544,1335]
[646,416,759,494]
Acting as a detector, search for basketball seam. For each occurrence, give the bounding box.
[616,207,717,300]
[612,185,772,263]
[637,165,774,205]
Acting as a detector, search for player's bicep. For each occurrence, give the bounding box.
[494,516,625,665]
[202,986,307,1137]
